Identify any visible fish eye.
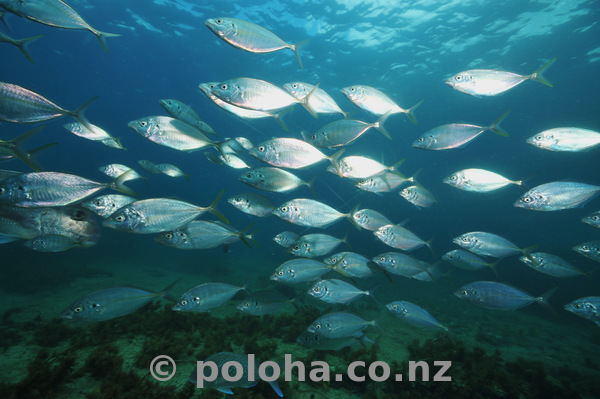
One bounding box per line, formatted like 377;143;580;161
181;300;188;306
94;199;102;206
165;233;173;239
74;306;83;313
216;18;223;24
392;304;398;310
115;215;125;222
277;270;284;276
523;197;531;203
312;134;317;140
592;216;599;221
182;238;188;243
451;175;457;180
535;135;543;140
313;286;320;292
280;206;288;212
574;303;581;309
257;145;265;152
140;121;147;127
220;84;228;90
72;210;85;220
582;245;589;250
314;324;321;330
379;256;385;262
460;290;467;295
244;301;249;307
0;187;4;194
461;237;469;243
292;83;298;88
454;75;462;81
417;137;424;142
350;87;355;92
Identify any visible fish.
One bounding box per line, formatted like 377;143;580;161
63;122;125;150
239;167;315;194
519;252;588;278
173;282;247;312
217;153;251;169
307;311;376;339
308;279;375;304
399;185;436;208
372;252;431;278
237;290;295;315
24;234;80;252
189;352;283;396
354;171;414;194
582;211;600;229
386;301;448;331
211;77;317;117
273;231;300;248
288;232;350;258
514;181;600;211
572;241;600;263
296;330;364;351
0;0;119;52
81;194;136;218
156;220;253;250
99;164;143;182
270;258;338;284
159;99;217;135
60;282;176;322
249;137;344;169
564;297;600;327
283;82;346;116
443;169;523;192
0;31;43;63
0;126;51;171
301;112;392;148
155;163;189;181
413;110;510;150
137;159;161;174
323;252;373;278
453;231;535;259
104;192;227;234
228;192;275;217
526;128;600;152
351;208;392;231
0;204;100;247
273;198;359;229
374;224;432;252
335;156;404;179
206;17;304;68
0;171;135;207
446;58;556;96
128;116;217;152
454;281;556;311
442;249;499;274
341;85;423;124
0;82;96;130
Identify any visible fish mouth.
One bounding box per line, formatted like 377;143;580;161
444;79;454;87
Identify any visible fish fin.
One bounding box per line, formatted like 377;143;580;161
405;98;425;125
516;171;539;191
268;379;284;398
389;158;407;177
0;234;21;244
346;202;362;231
95;31;121;53
14;34;43;64
301;82;320;118
8;126;47;171
366;283;382;306
271;107;292;131
407;168;422;186
521;244;540;265
426;237;435;257
341;228;352;250
217;388;234;394
488;259;501;278
110;170;137;196
238;224;256;248
488;109;510;137
306;175;318;199
69;97;98;133
290;39;309;70
328;148;346;176
529;58;557;87
207;188;229;224
158;279;180;302
536;287;558;316
373;110;393;140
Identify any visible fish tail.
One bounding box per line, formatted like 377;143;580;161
238;224;256;248
407;168;422;185
521;244;540;265
301;82;320;118
374;110;393;139
110;170;137;196
271;109;290;131
426;237;435;257
346;202;362;231
488;109;511;137
290;39;309;70
341;228;352;250
70;97;98;133
94;31;121;53
529;58;557;87
488;259;502;278
14;34;43;64
207;188;230;224
367;283;382;306
536;287;558;316
158;279;180;302
9;126;47;171
306;175;318;198
389;158;406;177
405;98;425;125
328;148;346;176
109;137;127;151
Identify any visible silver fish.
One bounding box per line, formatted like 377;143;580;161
386;301;448;331
0;171;134;207
228;193;275;217
453;231;534;259
374;224;431;252
155;163;189;180
288;232;349;258
81;194;136;218
572;241;600;263
0;82;96;129
454;281;555;311
99;164;143;182
527;128;600;152
354;171;414;194
239;167;314;194
442;249;499;274
1;0;119;52
296;330;364;351
273;231;300;248
156;220;252;250
24;234;79;252
444;168;522;192
308;279;374;304
301;112;392;148
351;208;392;231
137;159;161;174
63;122;124;150
341;85;423;124
582;210;600;228
172;282;246;312
237;290;295;316
61;282;175;321
564;297;600;327
519;252;587;278
514;181;600;211
324;252;373;278
270;258;336;284
372;251;430;278
413;110;510;150
0;31;42;63
446;58;556;96
159;99;217;135
307;311;376;339
399;185;436;208
128;116;217;152
283;82;346;116
206;17;304;68
273;198;358;229
335;156;404;179
249;137;344;169
218;153;251;169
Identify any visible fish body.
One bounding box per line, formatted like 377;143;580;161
564;297;600;327
582;211;600;228
374;224;430;252
273;198;351;229
514;182;600;211
352;208;392;231
228;193;275;217
336;156;400;179
128;116;216;152
386;301;448;331
324;252;373;278
237;290;294;315
288;233;348;258
63;122;124;149
270;258;334;283
399;185;436;208
454;281;553;311
442;249;497;272
372;251;428;277
173;282;246;312
355;171;412;194
239;167;313;193
453;231;528;258
519;252;586;278
284;82;345;116
308;279;372;304
273;231;300;248
249;137;340;169
302;113;391;148
307;311;375;338
159;99;216;135
156;221;249;250
341;85;422;124
99;164;142;182
444;168;521;192
206;16;303;68
296;330;362;351
137;160;161;174
527;128;600;152
572;241;600;263
81;194;136;218
24;234;79;252
446;58;556;96
155;163;189;180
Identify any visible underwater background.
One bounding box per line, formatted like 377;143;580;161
1;0;600;398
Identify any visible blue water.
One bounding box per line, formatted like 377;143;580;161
1;0;600;397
